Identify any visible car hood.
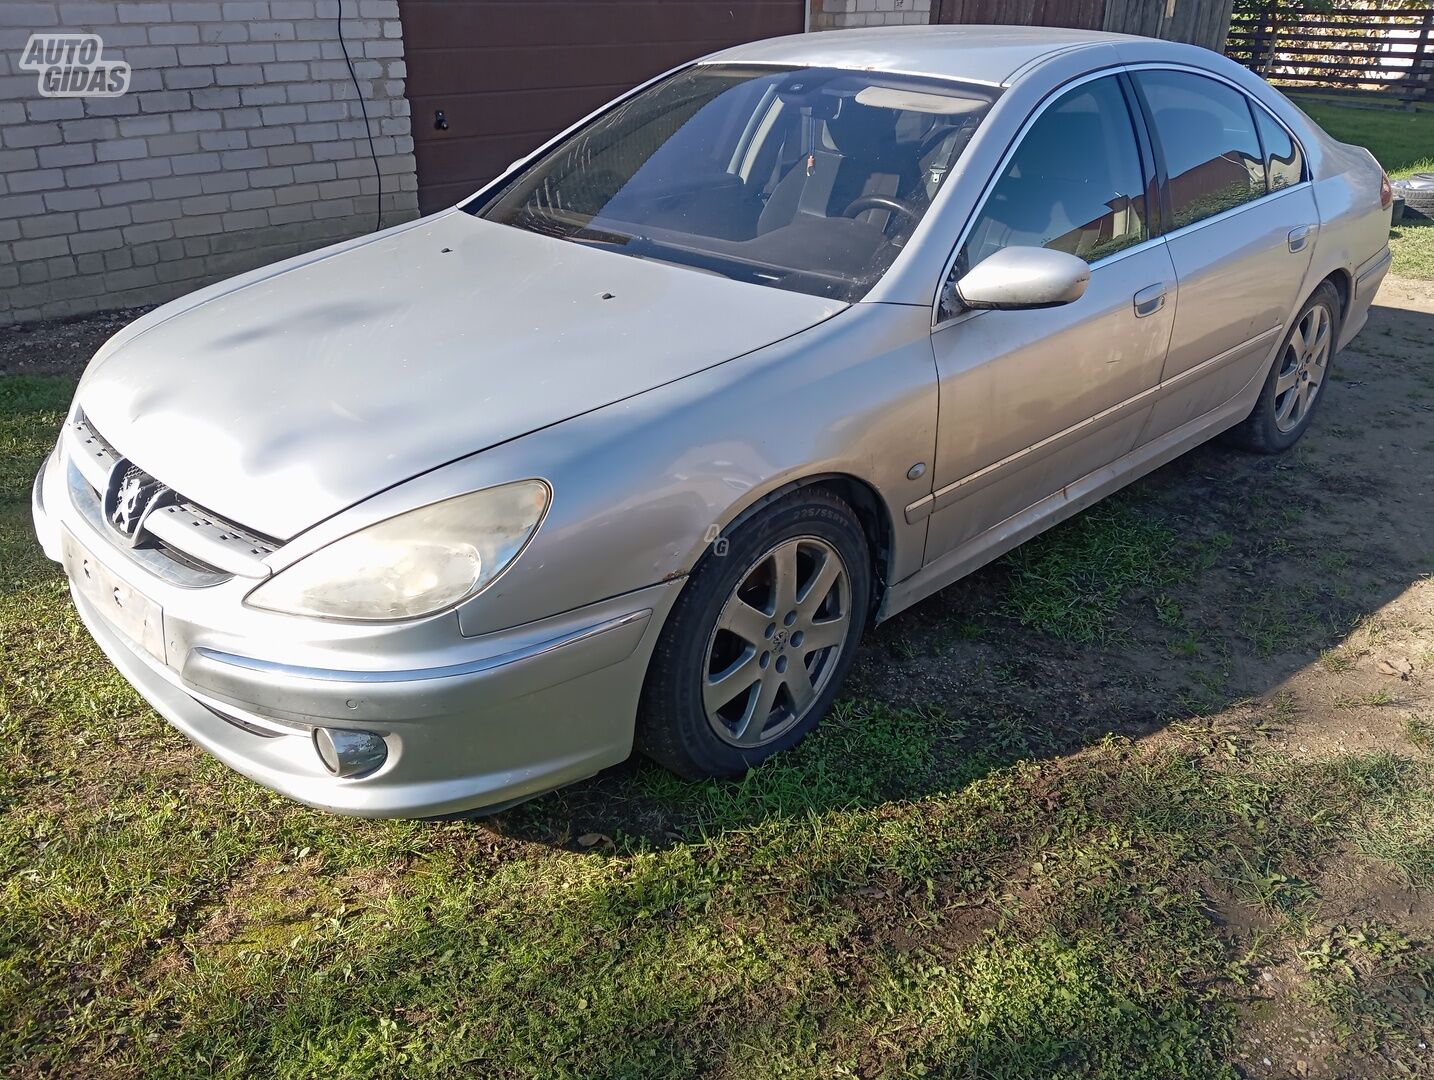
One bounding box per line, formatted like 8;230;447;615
77;211;843;539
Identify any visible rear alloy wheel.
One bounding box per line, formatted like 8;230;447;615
637;489;870;779
1224;280;1340;453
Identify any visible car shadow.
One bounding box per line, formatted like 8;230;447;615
489;290;1434;851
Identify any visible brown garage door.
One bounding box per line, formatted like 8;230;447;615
402;1;808;214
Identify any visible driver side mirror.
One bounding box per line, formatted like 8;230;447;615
949;246;1090;312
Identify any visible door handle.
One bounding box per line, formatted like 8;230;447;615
1287;224;1314;253
1133;283;1167;318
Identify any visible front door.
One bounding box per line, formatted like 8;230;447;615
925;74;1177;561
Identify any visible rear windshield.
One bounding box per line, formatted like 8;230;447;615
471;65;996;302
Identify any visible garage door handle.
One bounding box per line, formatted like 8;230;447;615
1133;283;1166;318
1287;224;1314;253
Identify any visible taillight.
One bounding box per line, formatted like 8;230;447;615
1380;170;1393;209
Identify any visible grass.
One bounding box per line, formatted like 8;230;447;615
5;336;1434;1076
1295;96;1434;280
998;498;1182;643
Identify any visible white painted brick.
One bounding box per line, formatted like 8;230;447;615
172;2;223;19
96;138;150;161
215;63;266;86
198;128;247;150
191;86;242;108
64;163;121;186
165;67;216;90
139;90;193;113
152;175;203;198
228;42;278;63
38;143;97;168
171;151;221;174
131;199;182;222
118;114;171;136
237;84;286;104
219;147;267;168
79;206;134;229
179;44;228;64
229;187;276;209
27;98;87;123
69;229;125;253
126;45;182;68
148;132;201;154
0;148;38;172
247;21;296;41
100;180;154;204
124;220;176;243
199;22;247;43
199;171;247;193
21;212;79;239
8;170;63;194
171;110;224;131
3;0;417;323
248;125;294;147
0;194;46;220
44;188;103;212
5;124;63;149
120;157;174;180
13;236;71;261
150;24;200;44
221;1;269;19
0;5;59;28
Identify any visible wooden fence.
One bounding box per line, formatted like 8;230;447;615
931;0;1235;52
1226;6;1434;105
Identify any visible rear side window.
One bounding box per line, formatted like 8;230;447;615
1254;106;1305;191
1136;70;1267;229
959;75;1150;273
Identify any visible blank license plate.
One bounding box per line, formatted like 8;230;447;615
62;530;166;663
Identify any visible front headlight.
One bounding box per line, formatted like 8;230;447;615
245;480;549;621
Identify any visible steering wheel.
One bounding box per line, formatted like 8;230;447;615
842;194;917;224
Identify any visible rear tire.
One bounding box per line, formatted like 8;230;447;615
636;488;870;780
1223;280;1340;454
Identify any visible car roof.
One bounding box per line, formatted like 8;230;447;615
699;25;1135;88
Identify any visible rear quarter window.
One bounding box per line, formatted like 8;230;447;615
1136;70;1268;229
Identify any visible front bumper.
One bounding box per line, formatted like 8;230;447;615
32;448;681;818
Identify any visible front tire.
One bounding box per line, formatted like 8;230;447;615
1224;280;1340;453
637;488;870;780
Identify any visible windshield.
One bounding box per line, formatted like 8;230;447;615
472;65;996;302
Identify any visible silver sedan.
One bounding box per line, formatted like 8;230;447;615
32;26;1393;817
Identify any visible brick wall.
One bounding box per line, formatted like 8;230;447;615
0;0;418;325
811;0;932;30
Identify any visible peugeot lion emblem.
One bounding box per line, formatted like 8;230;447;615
103;461;169;546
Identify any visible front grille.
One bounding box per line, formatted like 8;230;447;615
65;411;279;585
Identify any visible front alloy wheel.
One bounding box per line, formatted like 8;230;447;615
703;536;852;748
637;488;870;779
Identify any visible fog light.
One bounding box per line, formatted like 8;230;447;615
313;727;387;778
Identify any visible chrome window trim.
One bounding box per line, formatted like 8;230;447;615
931;61;1314;330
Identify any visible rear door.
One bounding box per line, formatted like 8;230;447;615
923;73;1177;559
1131;68;1319;439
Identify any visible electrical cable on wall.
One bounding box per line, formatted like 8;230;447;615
338;0;384;232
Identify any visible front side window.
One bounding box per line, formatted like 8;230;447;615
958;75;1150;277
1137;70;1267;228
473;65;995;302
1254;106;1305;192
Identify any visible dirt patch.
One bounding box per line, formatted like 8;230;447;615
0;306;153;376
